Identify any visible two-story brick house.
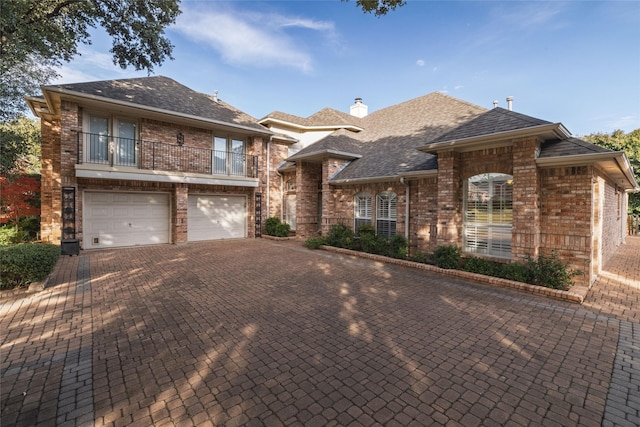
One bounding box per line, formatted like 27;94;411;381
26;76;290;249
28;76;637;288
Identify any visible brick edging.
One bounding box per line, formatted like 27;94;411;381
319;245;587;304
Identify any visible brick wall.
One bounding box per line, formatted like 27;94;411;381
295;162;322;237
409;177;438;254
599;172;625;267
539;166;593;285
511;138;541;262
436;150;462;246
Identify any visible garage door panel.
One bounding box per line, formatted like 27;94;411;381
188;195;246;241
84;191;170;248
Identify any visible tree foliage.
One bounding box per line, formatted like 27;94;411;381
583;129;640;213
0;0;181;121
0;116;41;175
0;176;40;227
343;0;406;16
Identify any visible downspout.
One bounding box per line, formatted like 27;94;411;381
266;136;272;218
275;167;283;223
400;177;410;240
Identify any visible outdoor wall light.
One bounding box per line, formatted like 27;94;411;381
176;132;184;146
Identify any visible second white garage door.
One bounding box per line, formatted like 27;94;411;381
188;195;247;241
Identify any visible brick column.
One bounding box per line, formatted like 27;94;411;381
511;137;541;261
173;185;188;244
39;119;60;243
295;161;322;238
321;158;348;235
436;150;462;246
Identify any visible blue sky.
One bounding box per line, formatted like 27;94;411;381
53;0;640;136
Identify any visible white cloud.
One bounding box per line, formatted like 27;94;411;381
52;46;146;84
416;59;425;67
174;5;336;73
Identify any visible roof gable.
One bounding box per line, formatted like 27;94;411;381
430;107;552;143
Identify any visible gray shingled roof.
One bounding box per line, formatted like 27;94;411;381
429;107;552;143
539;137;611;158
261;108;363;128
290;92;487;180
46;76;268;133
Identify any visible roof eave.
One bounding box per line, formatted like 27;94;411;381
418;123;571;153
330;175;400;185
43;86;273;136
287;149;362;163
537;151;639;191
259;117;363;133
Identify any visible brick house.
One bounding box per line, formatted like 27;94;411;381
26;76;288;248
28;76;637;287
259;94;638;288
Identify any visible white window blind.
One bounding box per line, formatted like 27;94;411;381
464;173;513;258
376;191;397;238
354;193;372;229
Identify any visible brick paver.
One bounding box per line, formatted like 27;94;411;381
1;236;639;426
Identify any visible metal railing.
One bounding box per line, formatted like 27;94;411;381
76;132;258;178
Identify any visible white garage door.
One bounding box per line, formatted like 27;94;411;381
84;192;170;249
188;195;246;241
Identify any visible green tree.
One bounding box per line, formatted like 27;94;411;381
343;0;406;16
0;117;41;175
0;0;181;121
584;129;640;214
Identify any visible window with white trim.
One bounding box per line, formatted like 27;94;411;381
376;191;397;238
84;114;137;166
354;192;372;230
464;173;513;258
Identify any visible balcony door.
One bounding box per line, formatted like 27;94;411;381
89;115;109;163
115;120;137;166
212;136;246;176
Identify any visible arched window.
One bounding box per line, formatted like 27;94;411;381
376;191;397;238
464;173;513;258
354;192;372;230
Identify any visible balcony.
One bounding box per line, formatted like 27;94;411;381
75;132;259;186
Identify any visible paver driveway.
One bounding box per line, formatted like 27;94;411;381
1;237;639;426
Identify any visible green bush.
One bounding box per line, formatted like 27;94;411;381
324;223;354;249
525;251;581;290
463;257;500;276
264;217;281;236
387;234;408;259
355;224;376;238
434;245;461;269
409;251;432;264
274;222;291;237
500;262;532;283
1;243;60;290
304;237;325;249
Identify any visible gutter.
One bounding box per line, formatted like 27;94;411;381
400;177;410;241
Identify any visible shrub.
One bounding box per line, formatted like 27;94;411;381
434;245;461;269
1;243;60;290
264;217;281;236
409;251;432;264
387;234;408;259
304;237;325;249
500;262;532;283
274;222;291;237
525;251;581;290
355;224;376;238
324;223;354;249
463;257;500;276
